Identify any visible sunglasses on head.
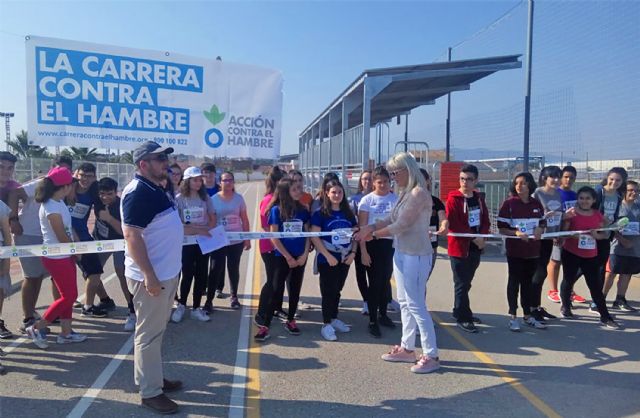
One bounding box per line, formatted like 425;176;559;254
389;167;406;177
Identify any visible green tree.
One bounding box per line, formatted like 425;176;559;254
6;130;50;158
68;147;99;161
118;151;134;164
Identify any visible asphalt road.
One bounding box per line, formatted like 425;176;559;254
0;181;639;418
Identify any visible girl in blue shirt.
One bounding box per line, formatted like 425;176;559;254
311;180;358;341
254;178;310;342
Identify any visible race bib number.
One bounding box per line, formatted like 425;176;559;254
604;200;617;219
221;215;242;229
468;208;480;227
512;218;540;235
547;212;562;227
332;233;351;245
69;203;90;219
578;234;596;250
621;221;639;236
282;221;303;233
96;220;110;238
429;226;438;242
183;207;205;224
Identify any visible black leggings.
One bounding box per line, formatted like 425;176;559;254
207;242;244;301
318;262;351;324
530;239;553;308
179;245;209;308
257;251;277;320
365;239;394;323
354;247;368;303
561;249;611;321
263;256;306;326
507;257;537;316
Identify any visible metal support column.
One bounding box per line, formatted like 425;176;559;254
362;79;372;171
446;47;452;161
523;0;534;172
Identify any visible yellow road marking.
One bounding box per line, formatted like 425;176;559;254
390;278;562;418
246;199;263;418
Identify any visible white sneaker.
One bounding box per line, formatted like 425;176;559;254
191;307;211;322
321;324;337;341
509;319;521;332
525;316;547;329
171;304;186;323
124;313;136;331
25;325;48;349
57;331;87;344
361;302;369;315
331;318;351;333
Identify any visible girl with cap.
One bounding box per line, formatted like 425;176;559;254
172;167;217;323
26;167;87;349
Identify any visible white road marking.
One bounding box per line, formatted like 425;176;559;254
66;333;135;418
3;272;117;354
228;183;259;418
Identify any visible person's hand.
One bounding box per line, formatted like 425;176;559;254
285;255;298;268
98;209;112;222
516;230;529;241
326;254;339;267
590;229;600;239
563;207;577;219
533;227;543;241
10;219;23;235
352;225;373;242
296;253;308;267
344;252;356;265
243;240;251;250
144;274;163;297
361;251;371;267
472;237;486;249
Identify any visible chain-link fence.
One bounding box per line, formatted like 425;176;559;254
14;157;136;190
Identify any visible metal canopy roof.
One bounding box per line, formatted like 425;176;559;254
300;55;522;138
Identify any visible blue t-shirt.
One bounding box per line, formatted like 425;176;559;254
558;188;578;211
69;182;100;241
311;209;357;264
268;205;310;258
206;185;220;197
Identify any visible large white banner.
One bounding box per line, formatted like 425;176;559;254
26;36;283;159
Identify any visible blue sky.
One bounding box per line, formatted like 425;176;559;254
1;0;638;161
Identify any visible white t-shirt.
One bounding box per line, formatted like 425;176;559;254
19;179;43;237
358;192;398;240
39;198;73;259
0;200;10;243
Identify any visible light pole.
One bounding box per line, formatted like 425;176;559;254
0;112;15;151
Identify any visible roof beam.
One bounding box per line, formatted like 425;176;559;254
390;61;522;83
376;84;470;100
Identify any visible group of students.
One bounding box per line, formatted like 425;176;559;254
0;148;637;376
0;153;252;357
498;165;638;331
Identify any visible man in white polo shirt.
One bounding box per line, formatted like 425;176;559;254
121;141;184;414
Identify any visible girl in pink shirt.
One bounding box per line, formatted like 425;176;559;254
560;186;619;329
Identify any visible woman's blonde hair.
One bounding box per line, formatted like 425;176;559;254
386;152;427;202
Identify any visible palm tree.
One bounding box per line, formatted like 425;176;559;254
68;147;99;161
118;151;134;164
6;130;50;158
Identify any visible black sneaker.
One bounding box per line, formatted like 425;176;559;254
216;291;229;299
530;309;546;322
538;307;557;320
588;302;599;315
19;318;36;334
560;306;575;319
613;298;637;312
457;321;478;333
273;309;288;322
602;318;621;330
471;316;482;324
230;296;241;310
0;320;13;339
96;298;116;312
81;306;108;318
378;315;396;328
203;301;213;314
368;322;381;338
284;320;301;335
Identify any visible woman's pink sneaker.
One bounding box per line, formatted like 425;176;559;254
410;355;441;374
381;345;416;363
